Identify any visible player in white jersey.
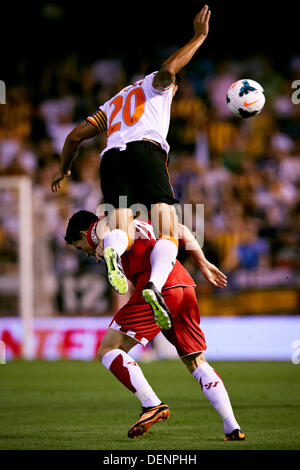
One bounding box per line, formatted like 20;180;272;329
94;73;175;156
51;6;211;329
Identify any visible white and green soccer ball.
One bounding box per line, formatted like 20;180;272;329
226;79;265;118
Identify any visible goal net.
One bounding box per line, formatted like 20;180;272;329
0;176;34;359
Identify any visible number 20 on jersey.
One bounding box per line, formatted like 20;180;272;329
108;86;146;136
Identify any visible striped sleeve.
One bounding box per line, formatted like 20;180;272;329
86;108;107;133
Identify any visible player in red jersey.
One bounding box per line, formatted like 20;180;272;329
64;210;245;441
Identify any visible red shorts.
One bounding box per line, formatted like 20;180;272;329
109;286;207;357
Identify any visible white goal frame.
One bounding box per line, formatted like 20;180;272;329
0;176;35;359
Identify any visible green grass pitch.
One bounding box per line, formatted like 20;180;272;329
0;359;299;450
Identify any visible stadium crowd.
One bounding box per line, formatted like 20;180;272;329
0;52;300;315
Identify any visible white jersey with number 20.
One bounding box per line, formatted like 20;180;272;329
99;72;175;156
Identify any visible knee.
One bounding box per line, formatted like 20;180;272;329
97;345;114;363
108;208;133;231
151;204;178;235
152;202;172;214
182;352;206;373
96;346;104;363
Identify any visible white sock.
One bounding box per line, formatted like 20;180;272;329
101;349;161;408
104;229;129;257
192;361;240;434
149;238;178;292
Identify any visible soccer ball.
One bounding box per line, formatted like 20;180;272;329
226;79;265;118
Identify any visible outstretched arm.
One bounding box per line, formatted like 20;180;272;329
178;223;227;289
51;120;99;192
153;5;211;90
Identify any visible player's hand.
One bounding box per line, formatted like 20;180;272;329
199;260;227;288
193;5;211;38
51;170;71;192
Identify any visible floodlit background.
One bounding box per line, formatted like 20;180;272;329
0;1;299;361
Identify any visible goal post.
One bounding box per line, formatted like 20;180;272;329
0;176;35;359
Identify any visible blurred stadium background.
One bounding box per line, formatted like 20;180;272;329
0;1;299;363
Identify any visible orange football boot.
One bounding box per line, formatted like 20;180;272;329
128;403;170;439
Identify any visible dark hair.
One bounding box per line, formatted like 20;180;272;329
64;210;99;244
144;61;164;76
144;62;182;86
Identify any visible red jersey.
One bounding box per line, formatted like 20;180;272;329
121;220;196;291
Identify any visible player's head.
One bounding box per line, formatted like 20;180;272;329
65;210;100;256
144;62;181;95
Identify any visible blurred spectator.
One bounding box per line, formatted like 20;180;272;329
205;60;238;119
222;219;270;272
0;52;299;315
170;79;207;151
